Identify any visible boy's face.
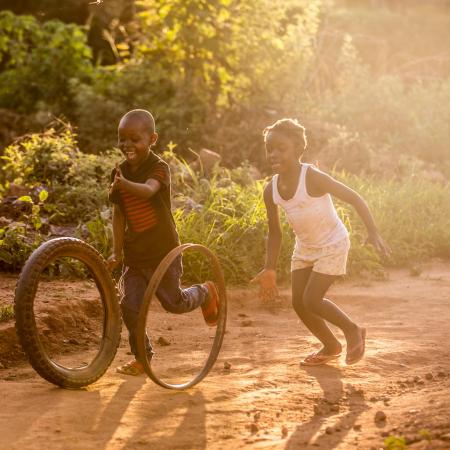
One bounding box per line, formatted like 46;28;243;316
118;117;158;167
265;131;298;174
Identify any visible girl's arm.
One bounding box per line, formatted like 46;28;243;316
251;181;282;301
107;204;126;270
308;168;390;257
111;164;161;199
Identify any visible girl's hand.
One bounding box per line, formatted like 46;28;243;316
106;253;122;271
250;269;279;302
365;231;391;258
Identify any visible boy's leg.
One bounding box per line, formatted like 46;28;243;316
292;268;342;356
155;256;208;314
302;271;365;363
120;267;153;362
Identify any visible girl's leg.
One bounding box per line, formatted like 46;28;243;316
302;271;364;357
292;268;342;355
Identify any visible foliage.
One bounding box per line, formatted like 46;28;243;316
1;127;121;224
0;11;93;114
384;435;407;450
0;304;14;322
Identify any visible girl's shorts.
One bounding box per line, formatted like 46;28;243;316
291;236;350;276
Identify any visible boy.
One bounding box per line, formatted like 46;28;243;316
107;109;219;376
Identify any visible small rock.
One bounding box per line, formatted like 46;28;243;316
276;411;281;418
369;396;378;402
325;427;334;435
0;363;5;369
223;361;231;370
375;411;387;423
157;336;170;346
413;375;420;383
167;326;172;331
437;371;446;378
330;404;339;412
281;425;288;438
250;423;258;434
254;412;261;422
425;372;433;380
353;424;362;431
334;425;342;432
241;320;252;327
68;338;80;345
441;433;450;442
381;431;389;437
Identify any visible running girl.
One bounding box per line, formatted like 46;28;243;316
252;118;389;365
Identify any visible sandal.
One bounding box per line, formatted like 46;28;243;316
116;359;144;376
346;327;367;365
300;351;341;366
201;281;219;327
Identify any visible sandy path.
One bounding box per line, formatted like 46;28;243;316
1;262;450;449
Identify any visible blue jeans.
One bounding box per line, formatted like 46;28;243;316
120;256;208;362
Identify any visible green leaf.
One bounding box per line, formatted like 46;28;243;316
39;189;48;202
18;195;32;203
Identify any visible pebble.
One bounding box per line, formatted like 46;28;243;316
325;426;334;435
441;433;450;442
353;424;362;431
250;423;258;434
375;411;387;423
0;363;4;369
254;412;261;422
438;370;446;378
241;320;252;327
425;372;433;380
413;375;420;383
281;425;288;438
157;336;170;346
223;361;231;370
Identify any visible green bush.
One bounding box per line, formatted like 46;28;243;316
0;127;121;224
0;11;93;114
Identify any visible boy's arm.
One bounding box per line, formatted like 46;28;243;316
107;204;126;270
251;181;282;301
308;168;390;257
111;164;162;199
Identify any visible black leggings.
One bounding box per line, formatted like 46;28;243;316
292;267;356;349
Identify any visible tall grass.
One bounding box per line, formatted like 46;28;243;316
172;158;450;283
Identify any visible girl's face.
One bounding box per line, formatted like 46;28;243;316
265;131;299;174
118;117;157;167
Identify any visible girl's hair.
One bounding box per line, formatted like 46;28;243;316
263;118;307;153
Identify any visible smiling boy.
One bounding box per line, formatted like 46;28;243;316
107;109;219;376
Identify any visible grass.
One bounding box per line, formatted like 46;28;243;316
0;304;14;323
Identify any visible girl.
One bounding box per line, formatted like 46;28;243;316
252;118;389;366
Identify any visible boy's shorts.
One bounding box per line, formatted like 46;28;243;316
291;236;350;276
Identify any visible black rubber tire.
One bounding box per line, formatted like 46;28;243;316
14;237;121;388
136;243;227;390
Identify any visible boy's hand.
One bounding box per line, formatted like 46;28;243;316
110;163;123;193
365;231;391;258
250;269;278;302
106;253;122;271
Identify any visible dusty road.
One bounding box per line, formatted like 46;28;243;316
1;262;450;449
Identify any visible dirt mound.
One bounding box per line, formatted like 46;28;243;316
0;291;103;368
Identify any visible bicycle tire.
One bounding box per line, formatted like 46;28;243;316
14;237;121;388
136;243;227;390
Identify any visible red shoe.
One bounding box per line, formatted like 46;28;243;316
201;281;219;327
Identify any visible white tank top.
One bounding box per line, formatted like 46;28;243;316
272;164;348;249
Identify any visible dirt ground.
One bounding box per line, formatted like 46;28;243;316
1;261;450;450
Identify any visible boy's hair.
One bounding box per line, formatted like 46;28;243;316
120;109;156;134
263;118;307;153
